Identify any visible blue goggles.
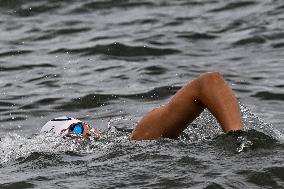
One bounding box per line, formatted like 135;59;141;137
70;123;84;135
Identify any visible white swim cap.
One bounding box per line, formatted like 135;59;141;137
40;116;82;135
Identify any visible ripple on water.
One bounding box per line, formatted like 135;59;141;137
210;1;258;12
94;65;124;72
46;27;91;36
56;86;180;110
49;42;180;57
25;27;92;42
68;0;155;14
20;98;62;110
117;18;159;26
0;50;32;58
232;36;266;46
16;152;65;169
203;183;226;189
271;42;284;49
236;169;283;188
140;65;168;75
177;32;218;41
252;91;284;101
25;73;60;83
0;181;35;189
0;64;56;72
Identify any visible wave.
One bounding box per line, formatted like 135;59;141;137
236;167;284;187
177;32;218;40
49;42;180;57
0;181;35;189
0;133;93;165
210;1;257;12
117;18;159;26
0;0;63;17
0;64;55;72
232;36;266;46
56;86;180;110
252;91;284;101
20;98;62;110
272;42;284;48
69;0;155;14
0;50;32;58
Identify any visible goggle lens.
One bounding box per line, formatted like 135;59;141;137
72;124;83;134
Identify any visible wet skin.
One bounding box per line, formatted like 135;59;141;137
130;72;243;140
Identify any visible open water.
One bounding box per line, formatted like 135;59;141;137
0;0;284;188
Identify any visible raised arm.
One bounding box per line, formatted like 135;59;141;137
130;72;243;140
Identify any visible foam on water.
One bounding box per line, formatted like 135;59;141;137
240;104;284;142
1;105;282;165
0;133;71;164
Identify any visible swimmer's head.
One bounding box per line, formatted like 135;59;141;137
40;116;98;139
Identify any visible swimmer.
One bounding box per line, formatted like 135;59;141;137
41;72;243;140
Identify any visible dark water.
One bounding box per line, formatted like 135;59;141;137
0;0;284;188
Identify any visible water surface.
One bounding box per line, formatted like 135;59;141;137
0;0;284;188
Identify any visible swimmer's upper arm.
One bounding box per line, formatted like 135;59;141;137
130;84;201;140
129;101;202;140
129;79;204;141
129;106;170;140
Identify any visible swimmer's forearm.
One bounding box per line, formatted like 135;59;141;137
166;72;242;132
190;72;243;132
